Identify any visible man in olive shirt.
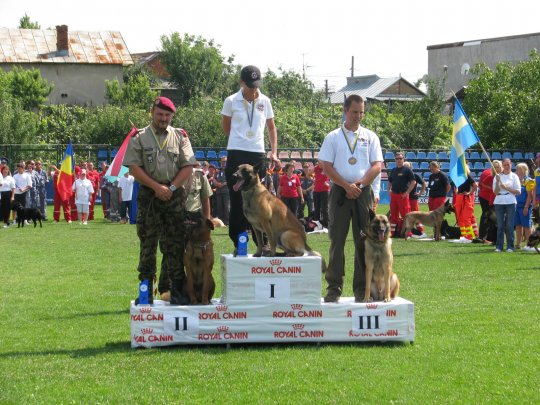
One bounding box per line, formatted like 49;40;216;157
124;97;195;305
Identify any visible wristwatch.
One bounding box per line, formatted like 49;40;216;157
169;184;177;192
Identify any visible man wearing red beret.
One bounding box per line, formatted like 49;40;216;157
124;96;196;305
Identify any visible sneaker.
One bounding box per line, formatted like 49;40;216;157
494;248;502;252
506;249;514;253
83;221;88;225
522;246;535;252
3;224;7;228
67;220;72;224
410;233;428;239
24;220;30;225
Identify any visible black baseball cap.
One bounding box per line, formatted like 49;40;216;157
240;65;262;88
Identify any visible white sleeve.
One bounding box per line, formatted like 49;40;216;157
221;97;233;117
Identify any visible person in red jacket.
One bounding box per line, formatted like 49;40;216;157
478;161;499;240
313;161;330;228
50;164;71;223
277;162;303;215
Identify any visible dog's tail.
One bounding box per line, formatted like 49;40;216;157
305;245;327;273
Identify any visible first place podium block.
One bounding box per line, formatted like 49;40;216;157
130;255;415;348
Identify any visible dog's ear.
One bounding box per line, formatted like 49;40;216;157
368;209;376;221
252;162;262;176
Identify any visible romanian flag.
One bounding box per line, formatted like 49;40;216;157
105;126;138;181
449;98;480;187
57;141;75;200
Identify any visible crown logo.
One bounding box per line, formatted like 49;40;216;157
217;325;229;332
216;305;228;312
366;304;378;310
140;307;152;313
291;304;303;310
141;328;153;334
270;259;282;266
292;324;304;330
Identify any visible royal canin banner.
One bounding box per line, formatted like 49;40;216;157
221;255;322;305
130;297;415;348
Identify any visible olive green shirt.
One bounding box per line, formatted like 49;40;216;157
185;169;213;213
123;124;196;184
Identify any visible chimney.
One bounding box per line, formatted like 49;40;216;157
56;25;69;56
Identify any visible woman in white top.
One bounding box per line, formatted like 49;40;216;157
221;65;279;251
492;158;521;252
72;169;94;225
0;166;15;227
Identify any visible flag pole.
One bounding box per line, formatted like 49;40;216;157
451;91;495;170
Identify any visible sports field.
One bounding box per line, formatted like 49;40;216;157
1;205;538;403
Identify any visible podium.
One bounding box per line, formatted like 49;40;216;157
130;255;415;348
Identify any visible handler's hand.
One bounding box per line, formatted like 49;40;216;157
154;184;172;201
269;152;280;171
345;183;361;199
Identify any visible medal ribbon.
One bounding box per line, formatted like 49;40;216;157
243;97;256;131
149;126;170;151
341;124;360;157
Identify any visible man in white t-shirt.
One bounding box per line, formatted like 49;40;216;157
72;169;94;225
318;94;383;303
117;171;135;224
221;65;279;253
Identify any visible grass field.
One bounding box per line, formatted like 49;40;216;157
1;205;539;404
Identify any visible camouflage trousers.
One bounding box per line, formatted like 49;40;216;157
136;185;186;283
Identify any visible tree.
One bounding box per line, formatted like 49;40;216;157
160;33;232;105
6;66;53;110
18;13;40;29
263;69;324;107
463;50;540;150
0;98;39;144
105;74;159;109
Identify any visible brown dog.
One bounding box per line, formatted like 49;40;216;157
232;164;325;266
527;226;540;253
183;215;216;305
401;200;455;241
363;214;400;302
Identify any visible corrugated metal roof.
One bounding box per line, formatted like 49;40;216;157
0;28;133;65
329;75;423;104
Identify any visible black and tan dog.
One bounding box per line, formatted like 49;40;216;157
363;214;400;302
401;200;455;241
183;214;216;305
11;201;43;228
232;164;325;267
527;226;540;253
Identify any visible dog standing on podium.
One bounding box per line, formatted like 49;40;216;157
232;164;326;270
363;213;400;302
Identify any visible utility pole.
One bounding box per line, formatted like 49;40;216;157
325;80;329;98
302;53;312;80
351;56;354;77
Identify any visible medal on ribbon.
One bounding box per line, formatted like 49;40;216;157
244;98;256;138
149;126;170;164
342;125;360;165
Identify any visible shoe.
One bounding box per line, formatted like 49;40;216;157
67;220;72;224
522;246;536;252
324;294;340;303
83;221;88;225
410;233;427;239
3;224;7;228
24;220;30;225
494;249;502;252
506;249;514;253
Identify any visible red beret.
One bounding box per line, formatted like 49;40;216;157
153;97;176;113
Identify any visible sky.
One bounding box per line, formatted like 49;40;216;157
2;0;540;92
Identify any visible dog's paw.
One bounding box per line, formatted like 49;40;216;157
362;297;373;303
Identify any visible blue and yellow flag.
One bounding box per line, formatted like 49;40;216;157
449;98;480;187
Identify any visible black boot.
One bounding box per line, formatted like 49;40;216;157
170;278;190;306
134;278;154;305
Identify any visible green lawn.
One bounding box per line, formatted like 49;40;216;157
1;205;538;404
